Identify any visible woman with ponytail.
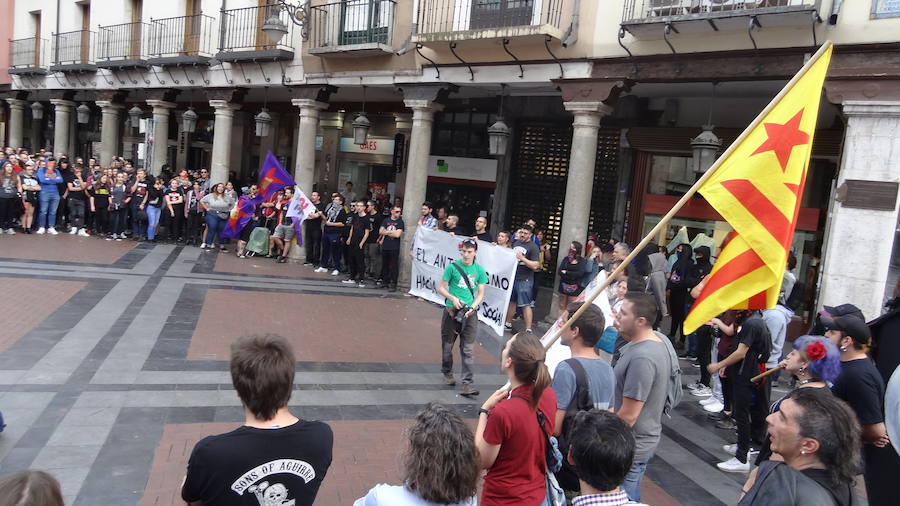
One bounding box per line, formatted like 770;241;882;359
475;332;557;506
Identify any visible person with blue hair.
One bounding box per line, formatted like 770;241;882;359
740;335;841;472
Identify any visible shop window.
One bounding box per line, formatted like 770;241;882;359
432;111;494;158
647;154;696;196
872;0;900;18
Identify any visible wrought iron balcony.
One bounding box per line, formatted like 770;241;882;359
50;30;96;72
147;13;216;65
217;3;296;62
414;0;566;43
8;37;49;74
309;0;395;56
96;21;150;68
621;0;821;39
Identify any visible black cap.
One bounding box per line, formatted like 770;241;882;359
823;303;865;321
822;315;871;346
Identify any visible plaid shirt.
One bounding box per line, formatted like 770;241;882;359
572;491;644;506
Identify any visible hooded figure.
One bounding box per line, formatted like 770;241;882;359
647;244;670;322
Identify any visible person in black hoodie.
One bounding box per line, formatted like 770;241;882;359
557;240;588;314
667;243;694;347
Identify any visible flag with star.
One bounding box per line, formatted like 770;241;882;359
257;152;296;202
222;193;262;239
683;42;833;334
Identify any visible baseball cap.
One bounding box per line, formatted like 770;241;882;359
822;303;865;321
822;315;871;346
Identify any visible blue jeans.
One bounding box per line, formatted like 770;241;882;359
622;458;650;502
322;232;342;270
204;213;227;246
146;206;161;240
131;201;147;238
38;191;60;229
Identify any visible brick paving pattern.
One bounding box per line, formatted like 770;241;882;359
0;233;136;264
0;277;86;352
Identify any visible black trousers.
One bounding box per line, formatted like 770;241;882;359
186;211;204;244
348;241;365;280
697;326;713;386
167;205;185;240
304;221;322;266
381;249;400;285
669;287;689;342
94;208;109;235
731;375;768;463
0;198;16;229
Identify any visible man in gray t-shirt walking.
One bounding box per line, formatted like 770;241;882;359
613;292;671;503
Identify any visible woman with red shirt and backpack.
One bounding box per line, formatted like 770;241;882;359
476;332;558;506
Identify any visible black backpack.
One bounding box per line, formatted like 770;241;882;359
555;358;593;492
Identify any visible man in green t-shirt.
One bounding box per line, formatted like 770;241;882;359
437;238;488;397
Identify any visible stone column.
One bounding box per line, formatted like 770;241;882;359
398;100;443;287
5;99;26;150
291;99;327;194
96;101;124;168
818;101;900;319
146;100;175;176
49;99;75;157
209;100;241;186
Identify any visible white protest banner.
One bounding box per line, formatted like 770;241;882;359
410;227;517;337
540;271;615;376
286;185;315;223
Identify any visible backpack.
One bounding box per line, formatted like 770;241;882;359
654;331;683;417
555;358;593;492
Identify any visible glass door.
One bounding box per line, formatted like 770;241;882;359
470;0;534;30
340;0;389;45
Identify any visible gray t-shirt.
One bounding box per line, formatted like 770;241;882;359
200;193;235;213
552;357;616;411
613;338;671;461
512;239;540;281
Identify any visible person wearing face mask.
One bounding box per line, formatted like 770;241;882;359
317;194;348;276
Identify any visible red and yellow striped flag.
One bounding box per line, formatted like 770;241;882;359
683;43;833;334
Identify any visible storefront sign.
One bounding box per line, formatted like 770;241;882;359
426;156;497;182
392;133;406;174
339;137;395;156
409;227;517;337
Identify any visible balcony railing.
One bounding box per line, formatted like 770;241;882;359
148;13;216;60
622;0;819;23
310;0;395;52
51;29;96;67
219;3;295;52
9;37;48;71
97;21;149;62
416;0;564;37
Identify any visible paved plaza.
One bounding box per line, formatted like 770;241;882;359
0;235;767;505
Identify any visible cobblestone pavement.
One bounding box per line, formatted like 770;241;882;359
0;234;764;505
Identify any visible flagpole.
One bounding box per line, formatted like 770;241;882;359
542;41;834;352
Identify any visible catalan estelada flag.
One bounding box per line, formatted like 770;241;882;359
683;43;833;334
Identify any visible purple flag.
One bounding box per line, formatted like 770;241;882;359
258;152;296;202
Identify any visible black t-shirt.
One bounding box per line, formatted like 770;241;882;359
323;205;347;235
146;187;164;208
182;420;333;506
305;201;325;225
63;171;87;201
350;213;372;243
132;179;150;199
166;188;185;208
476;232;493;242
801;468;852;506
831;358;885;425
380;217;404;250
512;239;540;281
90;186;110;209
366;213;382;244
727;315;770;380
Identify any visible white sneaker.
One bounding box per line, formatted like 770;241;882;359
5;228;15;235
341;279;356;284
69;228;77;234
47;227;58;235
78;228;89;237
357;282;366;288
200;243;207;249
686;382;703;391
331;269;339;276
120;233;127;239
722;444;760;457
691;386;712;397
703;400;724;413
315;267;327;273
717;457;751;473
699;397;719;406
36;227;46;234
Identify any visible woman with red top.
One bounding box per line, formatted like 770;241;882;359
476;332;557;506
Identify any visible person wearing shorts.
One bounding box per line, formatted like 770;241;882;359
268;187;295;263
504;224;541;333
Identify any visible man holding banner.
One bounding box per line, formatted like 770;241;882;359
436;238;488;397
